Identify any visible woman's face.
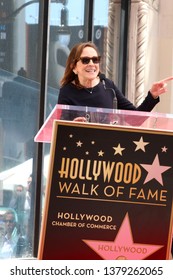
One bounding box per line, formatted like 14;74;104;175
73;46;100;84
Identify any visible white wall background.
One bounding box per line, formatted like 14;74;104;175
157;0;173;113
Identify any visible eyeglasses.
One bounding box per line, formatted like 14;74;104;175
5;220;15;223
79;56;101;65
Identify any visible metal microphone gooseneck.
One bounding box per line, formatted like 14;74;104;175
100;74;117;110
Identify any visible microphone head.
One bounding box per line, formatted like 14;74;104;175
99;73;106;81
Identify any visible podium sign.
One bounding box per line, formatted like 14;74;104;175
38;120;173;260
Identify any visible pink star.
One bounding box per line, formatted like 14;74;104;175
83;213;163;260
140;154;171;185
161;146;168;153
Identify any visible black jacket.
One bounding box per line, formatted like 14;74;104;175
58;77;159;111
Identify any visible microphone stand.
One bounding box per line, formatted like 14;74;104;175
100;75;118;124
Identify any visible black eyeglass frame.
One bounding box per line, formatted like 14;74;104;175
4;220;15;223
78;56;101;64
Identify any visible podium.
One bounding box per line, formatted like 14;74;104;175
35;105;173;260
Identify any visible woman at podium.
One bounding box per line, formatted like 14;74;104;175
58;41;173;122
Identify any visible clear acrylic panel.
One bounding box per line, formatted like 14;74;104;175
35;104;173;143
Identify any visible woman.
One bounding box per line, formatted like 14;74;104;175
57;42;173;258
58;41;173;121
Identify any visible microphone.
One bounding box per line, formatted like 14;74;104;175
99;73;117;110
99;73;106;86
